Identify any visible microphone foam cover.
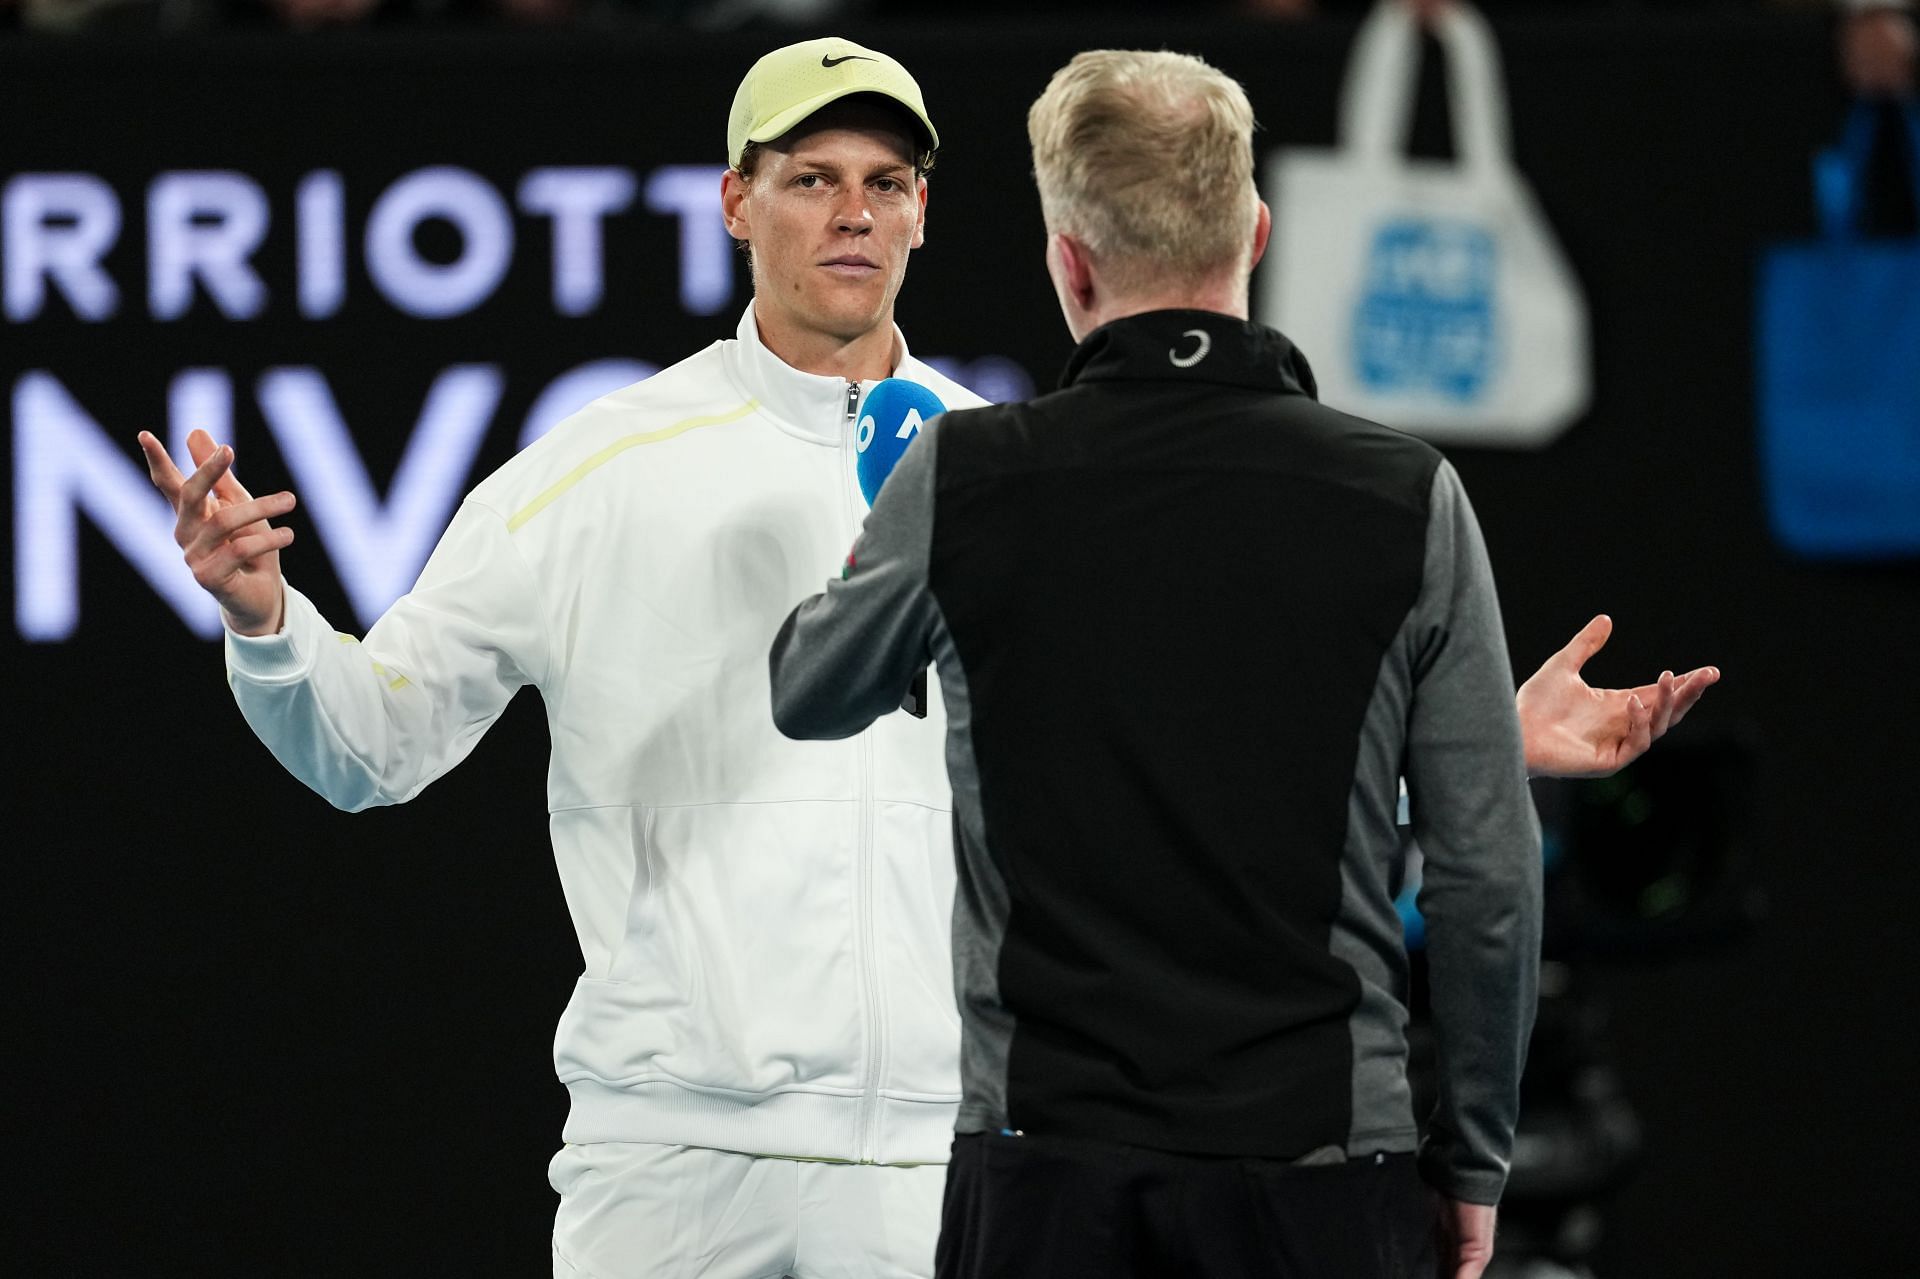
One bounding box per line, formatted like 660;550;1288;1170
856;378;946;506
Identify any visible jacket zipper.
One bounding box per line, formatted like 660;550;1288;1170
843;378;885;1164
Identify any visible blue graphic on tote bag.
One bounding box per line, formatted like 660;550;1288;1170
1757;102;1920;559
1352;218;1499;402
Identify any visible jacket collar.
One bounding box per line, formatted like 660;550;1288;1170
728;303;914;445
1059;309;1318;401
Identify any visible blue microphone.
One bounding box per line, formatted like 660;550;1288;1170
855;378;946;506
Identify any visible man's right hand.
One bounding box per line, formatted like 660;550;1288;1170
1515;615;1719;780
1434;1197;1496;1279
138;428;296;637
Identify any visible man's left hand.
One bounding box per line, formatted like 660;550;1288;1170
1515;614;1720;779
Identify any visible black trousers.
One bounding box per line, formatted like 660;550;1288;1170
934;1131;1436;1279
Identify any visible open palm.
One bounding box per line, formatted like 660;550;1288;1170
1515;615;1719;779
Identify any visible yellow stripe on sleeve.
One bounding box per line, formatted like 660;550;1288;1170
335;633;407;691
506;400;759;534
368;659;409;691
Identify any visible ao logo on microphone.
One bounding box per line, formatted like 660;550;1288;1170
854;404;926;453
855;378;946;506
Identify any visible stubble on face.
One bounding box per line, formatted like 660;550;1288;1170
722;101;928;377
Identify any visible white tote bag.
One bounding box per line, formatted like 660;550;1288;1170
1261;0;1590;447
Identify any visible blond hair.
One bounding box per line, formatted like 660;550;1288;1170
1027;50;1261;295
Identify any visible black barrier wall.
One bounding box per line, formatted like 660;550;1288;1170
6;16;1917;1275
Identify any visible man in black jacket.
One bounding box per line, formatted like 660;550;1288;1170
769;49;1694;1279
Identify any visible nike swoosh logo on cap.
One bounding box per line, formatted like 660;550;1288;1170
821;54;877;67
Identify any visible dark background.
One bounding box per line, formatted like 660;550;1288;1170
6;12;1917;1275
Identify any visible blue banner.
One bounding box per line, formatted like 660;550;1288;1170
1757;102;1920;559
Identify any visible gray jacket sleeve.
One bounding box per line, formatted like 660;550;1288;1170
768;429;942;741
1404;461;1543;1206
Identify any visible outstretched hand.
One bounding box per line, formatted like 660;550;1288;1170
137;428;296;637
1514;615;1719;779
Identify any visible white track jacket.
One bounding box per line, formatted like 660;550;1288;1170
223;307;984;1165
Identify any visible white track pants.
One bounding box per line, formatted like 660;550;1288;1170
549;1143;945;1279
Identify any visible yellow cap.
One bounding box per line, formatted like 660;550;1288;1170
727;38;939;170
